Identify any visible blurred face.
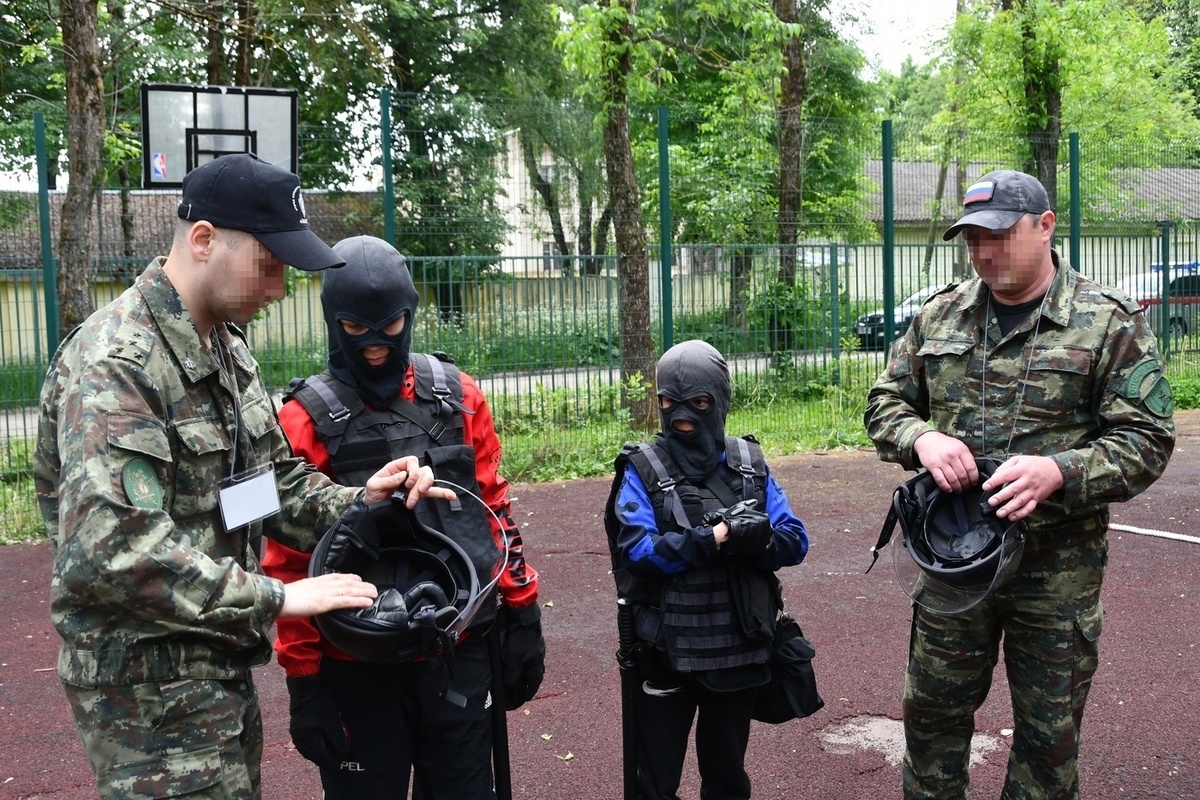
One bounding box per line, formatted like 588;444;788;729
196;227;288;326
340;316;407;367
965;211;1056;303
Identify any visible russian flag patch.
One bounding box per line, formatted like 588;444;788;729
964;181;995;205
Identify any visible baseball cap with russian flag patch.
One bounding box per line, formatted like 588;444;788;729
942;170;1052;241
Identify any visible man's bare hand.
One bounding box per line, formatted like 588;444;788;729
279;573;378;618
913;431;979;493
981;455;1063;521
363;455;458;507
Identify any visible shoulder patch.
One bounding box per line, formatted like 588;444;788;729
122;456;164;510
930;282;959;301
1098;285;1142;316
108;324;155;366
1126;358;1175;418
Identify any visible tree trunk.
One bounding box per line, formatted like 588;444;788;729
235;0;254;86
772;0;806;357
773;0;805;286
602;0;656;432
522;136;572;275
57;0;106;338
205;1;226;84
578;183;595;273
589;202;614;277
1014;0;1062;207
729;247;753;329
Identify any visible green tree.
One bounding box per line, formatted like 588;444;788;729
943;0;1200;208
1131;0;1200;125
560;0;659;431
2;0;563;332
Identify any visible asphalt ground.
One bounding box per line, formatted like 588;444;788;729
2;411;1197;799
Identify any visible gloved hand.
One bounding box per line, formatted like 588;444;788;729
499;603;546;710
705;499;774;555
286;674;351;767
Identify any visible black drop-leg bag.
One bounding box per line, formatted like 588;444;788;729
750;614;824;723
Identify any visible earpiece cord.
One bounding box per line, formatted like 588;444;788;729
213;327;246;481
981;287;1050;457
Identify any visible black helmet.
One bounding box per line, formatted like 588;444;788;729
869;456;1027;614
309;494;481;663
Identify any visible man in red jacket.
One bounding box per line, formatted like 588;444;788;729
262;236;543;799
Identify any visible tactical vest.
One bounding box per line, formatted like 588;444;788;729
285;353;470;486
605;436;777;688
285;353;500;630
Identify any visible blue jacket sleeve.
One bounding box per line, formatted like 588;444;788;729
762;471;808;569
612;464;720;577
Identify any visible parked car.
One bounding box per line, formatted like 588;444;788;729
1116;261;1200;338
855;285;942;350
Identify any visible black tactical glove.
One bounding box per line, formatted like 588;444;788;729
286;674;351;767
499;603;546;710
705;499;774;555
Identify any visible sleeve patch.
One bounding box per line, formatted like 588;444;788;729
122;456;165;509
1127;358;1175;418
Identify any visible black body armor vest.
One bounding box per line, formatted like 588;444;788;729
285;353;500;629
605;436;778;690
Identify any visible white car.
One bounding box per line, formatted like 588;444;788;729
1116;262;1200;338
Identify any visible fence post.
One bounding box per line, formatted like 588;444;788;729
381;89;396;246
36;112;59;361
881;120;896;349
1070;132;1081;272
658;105;672;351
1159;222;1172;356
829;244;840;378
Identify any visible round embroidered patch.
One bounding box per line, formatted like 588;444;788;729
1127;359;1160;400
1144;374;1175;418
1127;358;1174;418
122;456;164;510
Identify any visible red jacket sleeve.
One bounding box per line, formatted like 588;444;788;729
261;398;336;677
460;373;540;609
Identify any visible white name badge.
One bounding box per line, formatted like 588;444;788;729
218;463;281;530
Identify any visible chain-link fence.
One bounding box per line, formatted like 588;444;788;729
1;101;1197;539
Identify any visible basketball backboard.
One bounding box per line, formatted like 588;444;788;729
140;83;298;189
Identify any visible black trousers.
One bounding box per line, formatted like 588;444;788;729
634;670;757;800
316;635;494;799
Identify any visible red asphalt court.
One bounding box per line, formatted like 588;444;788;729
2;412;1198;799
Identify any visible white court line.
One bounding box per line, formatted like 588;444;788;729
1110;522;1200;545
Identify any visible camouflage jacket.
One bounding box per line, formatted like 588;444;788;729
34;259;361;687
865;253;1175;530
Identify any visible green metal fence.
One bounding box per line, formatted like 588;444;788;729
1;105;1198;539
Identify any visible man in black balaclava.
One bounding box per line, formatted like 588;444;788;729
655;339;732;479
605;339;810;800
321;235;419;409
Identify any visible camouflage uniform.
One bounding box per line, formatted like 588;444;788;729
34;259;363;799
865;253;1175;800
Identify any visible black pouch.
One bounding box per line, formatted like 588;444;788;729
751;614;825;724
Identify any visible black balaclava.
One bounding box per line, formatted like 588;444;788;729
656;340;731;480
322;236;419;409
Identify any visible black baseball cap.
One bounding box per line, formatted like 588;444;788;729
177;153;344;271
942;169;1052;241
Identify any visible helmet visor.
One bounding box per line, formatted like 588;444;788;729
893;520;1026;614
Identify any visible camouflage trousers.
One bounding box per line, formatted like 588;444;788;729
903;531;1107;800
63;675;263;799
